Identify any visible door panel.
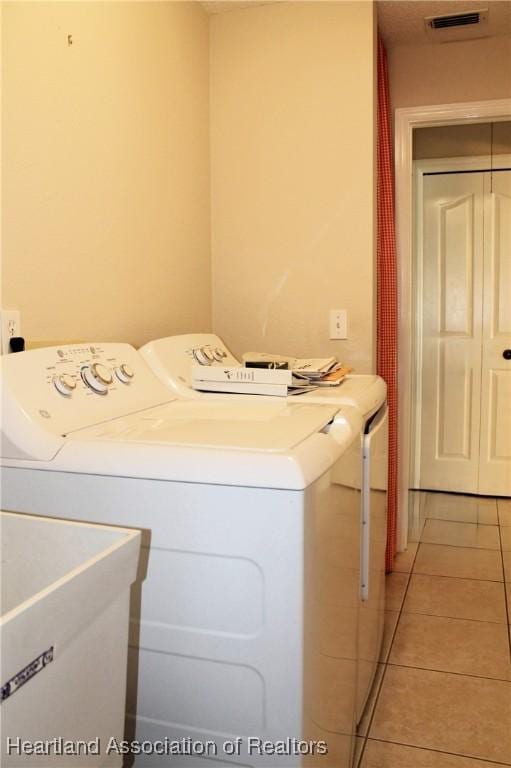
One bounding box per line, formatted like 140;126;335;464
479;170;511;495
419;173;484;492
440;193;475;335
437;340;474;460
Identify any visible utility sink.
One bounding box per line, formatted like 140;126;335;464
1;511;141;766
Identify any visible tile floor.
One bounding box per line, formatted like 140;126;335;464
356;492;511;768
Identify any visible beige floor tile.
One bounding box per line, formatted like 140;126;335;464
499;509;511;526
353;736;366;768
361;739;508;767
504;551;511;582
369;666;511;763
425;493;498;525
403;574;507;623
414;543;503;581
501;526;511;551
303;721;352;768
393;541;418;573
384;572;409;611
357;663;386;738
408;516;426;543
408;491;427;544
380;610;399;662
497;498;511;526
420;519;500;549
389;612;511;679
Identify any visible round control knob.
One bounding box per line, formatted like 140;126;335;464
503;349;511;360
193;348;212;366
213;347;227;362
115;363;134;383
91;362;113;384
81;365;109;394
54;373;76;397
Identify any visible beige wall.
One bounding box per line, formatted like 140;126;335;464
388;36;511;110
2;1;211;348
210;2;376;371
414;121;511;159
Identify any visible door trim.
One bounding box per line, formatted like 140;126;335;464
394;99;511;551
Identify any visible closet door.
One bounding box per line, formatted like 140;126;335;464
419;172;484;493
478;170;511;495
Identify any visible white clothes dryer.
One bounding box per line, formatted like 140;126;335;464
1;343;364;768
140;334;388;722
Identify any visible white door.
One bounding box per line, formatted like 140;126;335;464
479;170;511;495
419;171;484;493
418;169;511;495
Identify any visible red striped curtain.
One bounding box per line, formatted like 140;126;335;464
376;35;398;572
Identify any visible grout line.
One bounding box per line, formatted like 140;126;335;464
425;516;499;526
363;494;511;768
356;546;420;766
423;516;499;524
497;499;511;663
361;495;511;767
364;737;511;767
420;542;501;552
416;488;504;502
406;570;504;583
400;607;507;626
409;569;504;584
414;540;501;552
385;660;511;684
355;503;424;766
395;609;508;626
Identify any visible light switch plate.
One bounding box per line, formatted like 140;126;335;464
329;309;347;340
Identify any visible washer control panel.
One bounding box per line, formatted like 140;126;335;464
1;343;174;443
47;346;135;398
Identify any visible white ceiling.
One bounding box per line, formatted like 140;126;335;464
200;1;511;47
377;1;511;46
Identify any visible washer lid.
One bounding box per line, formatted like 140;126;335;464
70;399;340;452
56;401;361;490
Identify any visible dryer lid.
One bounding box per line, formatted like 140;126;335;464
298;375;387;419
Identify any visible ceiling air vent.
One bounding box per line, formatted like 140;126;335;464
424;8;489;41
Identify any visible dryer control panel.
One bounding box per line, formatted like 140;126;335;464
140;333;240;399
1;343;175;460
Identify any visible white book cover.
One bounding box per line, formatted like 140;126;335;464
192;365;292;386
192;380;290;396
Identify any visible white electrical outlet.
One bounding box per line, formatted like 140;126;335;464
1;310;21;354
329;309;347;340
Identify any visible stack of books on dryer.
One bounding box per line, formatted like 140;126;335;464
244;353;352;387
192;356;352;397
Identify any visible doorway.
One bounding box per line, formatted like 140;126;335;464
394;98;511;551
412;148;511;497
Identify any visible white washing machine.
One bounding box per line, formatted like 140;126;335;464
140;334;388;722
1;343;365;768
